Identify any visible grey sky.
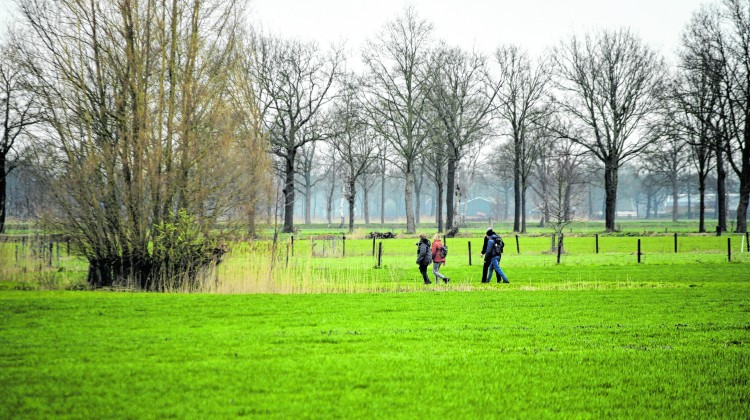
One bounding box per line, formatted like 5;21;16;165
1;0;708;59
248;0;709;59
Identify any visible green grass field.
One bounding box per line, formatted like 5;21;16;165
1;285;748;418
1;222;749;417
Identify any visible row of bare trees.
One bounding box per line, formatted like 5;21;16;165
261;1;749;236
1;1;748;288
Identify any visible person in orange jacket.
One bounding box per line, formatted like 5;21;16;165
431;234;450;284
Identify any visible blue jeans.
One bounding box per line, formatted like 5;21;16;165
486;255;509;283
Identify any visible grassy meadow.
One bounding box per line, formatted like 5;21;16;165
0;220;749;417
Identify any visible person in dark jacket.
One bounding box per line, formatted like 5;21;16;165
416;233;433;284
484;229;509;283
480;228;492;283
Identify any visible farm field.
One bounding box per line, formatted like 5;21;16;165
1;284;748;418
0;225;749;417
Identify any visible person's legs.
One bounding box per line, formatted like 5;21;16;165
432;262;446;281
491;256;509;283
484;258;495;282
482;259;490;282
419;264;431;284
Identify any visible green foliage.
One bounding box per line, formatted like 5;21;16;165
151;210;221;291
0;285;747;417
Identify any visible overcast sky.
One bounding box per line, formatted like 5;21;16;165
1;0;708;59
248;0;709;60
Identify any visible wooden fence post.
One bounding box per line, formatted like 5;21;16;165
674;233;678;253
595;234;599;254
515;235;520;254
637;239;641;264
342;235;346;257
372;237;376;256
291;236;294;257
728;237;732;262
377;242;383;268
468;241;472;266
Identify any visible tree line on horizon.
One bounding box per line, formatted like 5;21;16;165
0;0;748;289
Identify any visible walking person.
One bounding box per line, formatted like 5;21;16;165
431;234;450;284
484;229;510;283
416;233;433;284
480;228;491;283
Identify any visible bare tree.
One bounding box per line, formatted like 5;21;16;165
540;139;587;262
0;36;39;233
251;33;343;233
495;45;552;233
423;123;449;231
642;114;692;222
704;0;750;233
330;74;379;233
361;6;433;234
674;32;720;232
295;141;329;225
428;44;498;232
552;29;666;232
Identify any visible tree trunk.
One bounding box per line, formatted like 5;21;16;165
698;173;706;233
348;178;356;233
520;179;527;234
604;162;618;232
282;151;296;233
0;154;6;234
414;171;422;226
446;158;457;229
716;147;727;232
304;177;312;225
736;139;750;233
363;180;370;225
404;166;416;234
671;172;679;222
436;180;444;232
380;162;386;225
339;183;346;229
326;178;335;227
513;149;521;232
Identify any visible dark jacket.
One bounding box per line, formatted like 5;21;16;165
416;238;432;265
485;234;503;261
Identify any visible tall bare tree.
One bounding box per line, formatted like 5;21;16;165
330;74;379;233
552;29;666;232
674;30;720;232
251;33;343;233
0;37;39;233
495;45;551;233
361;6;433;234
643;112;692;222
705;0;750;233
428;44;498;232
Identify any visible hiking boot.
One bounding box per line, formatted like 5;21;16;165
424;280;432;284
443;278;450;284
